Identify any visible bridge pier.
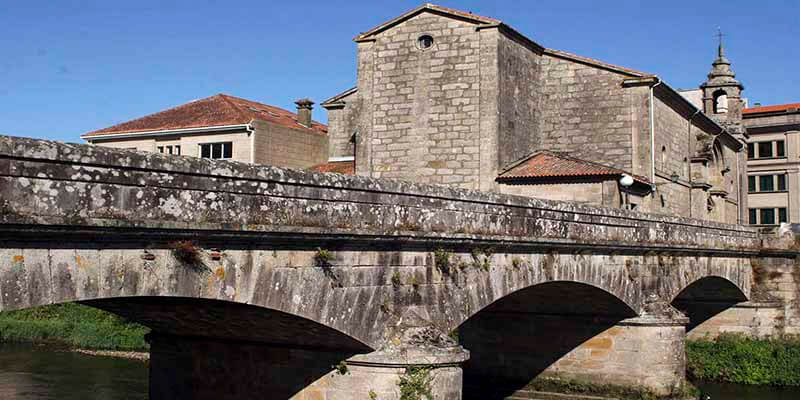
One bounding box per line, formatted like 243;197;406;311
146;331;469;400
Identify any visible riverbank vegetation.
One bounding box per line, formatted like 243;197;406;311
687;334;800;386
0;303;149;351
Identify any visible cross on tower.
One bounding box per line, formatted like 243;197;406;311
715;27;725;47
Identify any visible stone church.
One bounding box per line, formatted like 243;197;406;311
318;3;746;225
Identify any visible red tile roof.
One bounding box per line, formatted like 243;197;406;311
497;151;650;184
309;160;355;175
82;94;327;138
743;102;800;115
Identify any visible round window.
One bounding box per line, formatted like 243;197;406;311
417;35;434;50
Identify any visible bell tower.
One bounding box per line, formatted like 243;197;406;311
701;30;745;136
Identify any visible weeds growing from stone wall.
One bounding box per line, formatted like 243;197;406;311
391;272;402;288
169;240;206;271
433;248;452;275
314;248;342;288
398;366;433;400
471;247;492;271
511;256;525;269
333;361;349;375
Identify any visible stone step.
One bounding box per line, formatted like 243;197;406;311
507;389;617;400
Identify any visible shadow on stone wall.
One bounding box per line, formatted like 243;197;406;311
670;276;748;332
457;281;636;399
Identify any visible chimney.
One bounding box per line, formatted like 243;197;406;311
295;98;314;128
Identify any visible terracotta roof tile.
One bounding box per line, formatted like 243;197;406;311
743;102;800;115
497;151;650;184
82;94;327;138
309;160;355;175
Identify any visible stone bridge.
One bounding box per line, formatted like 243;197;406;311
0;136;793;399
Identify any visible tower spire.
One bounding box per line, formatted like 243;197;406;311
716;27;725;58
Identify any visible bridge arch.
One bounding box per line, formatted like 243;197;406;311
455;280;638;399
670;275;749;332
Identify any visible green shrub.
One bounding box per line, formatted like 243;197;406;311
686;334;800;386
0;303;149;351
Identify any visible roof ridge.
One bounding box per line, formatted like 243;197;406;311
217;93;252;123
354;3;499;41
84;94;225;135
543;48;652;78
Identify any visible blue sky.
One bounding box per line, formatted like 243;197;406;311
2;0;797;142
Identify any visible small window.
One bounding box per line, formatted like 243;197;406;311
758;142;773;158
157;146;164;153
779;208;788;224
759;175;775;192
777;140;786;157
778;174;787;191
760;208;775;225
747;143;755;159
175;145;181;155
200;142;233;159
748;209;757;225
166;145;173;155
417;35;434;50
748;176;756;193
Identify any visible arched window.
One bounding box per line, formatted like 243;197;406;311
712;89;728;114
661;145;667;168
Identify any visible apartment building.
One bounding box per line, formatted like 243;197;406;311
743;103;800;226
82;94;328;169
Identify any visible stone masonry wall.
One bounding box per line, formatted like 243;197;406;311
496;32;541;170
537;54;636;171
252;120;328;169
324;90;359;159
364;13;483;188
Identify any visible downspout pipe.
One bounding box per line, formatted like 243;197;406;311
649;78;663;190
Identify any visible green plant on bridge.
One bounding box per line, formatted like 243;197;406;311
511;256;525;269
169;240;206;271
334;361;349;375
398;366;433;400
433;248;452;274
471;247;492;271
314;248;342;287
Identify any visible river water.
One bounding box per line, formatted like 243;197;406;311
0;343;798;399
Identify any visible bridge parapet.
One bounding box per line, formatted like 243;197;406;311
0;135;767;253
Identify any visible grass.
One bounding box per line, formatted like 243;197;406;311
687;334;800;386
0;303;149;351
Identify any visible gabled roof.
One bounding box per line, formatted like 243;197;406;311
309;160;355;175
497;150;650;184
354;3;500;42
82;94;327;138
321;87;358;108
543;48;651;78
743;102;800;115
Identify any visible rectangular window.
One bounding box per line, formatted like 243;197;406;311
748;176;756;193
777;140;786;157
157;146;164;153
747;143;755;159
760;208;775;225
200;142;233;159
748;209;757;225
759;175;775;192
779;208;788;224
175;145;181;155
758;141;773;158
166;145;173;155
778;174;787;191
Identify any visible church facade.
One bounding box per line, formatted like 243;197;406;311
321;4;744;224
